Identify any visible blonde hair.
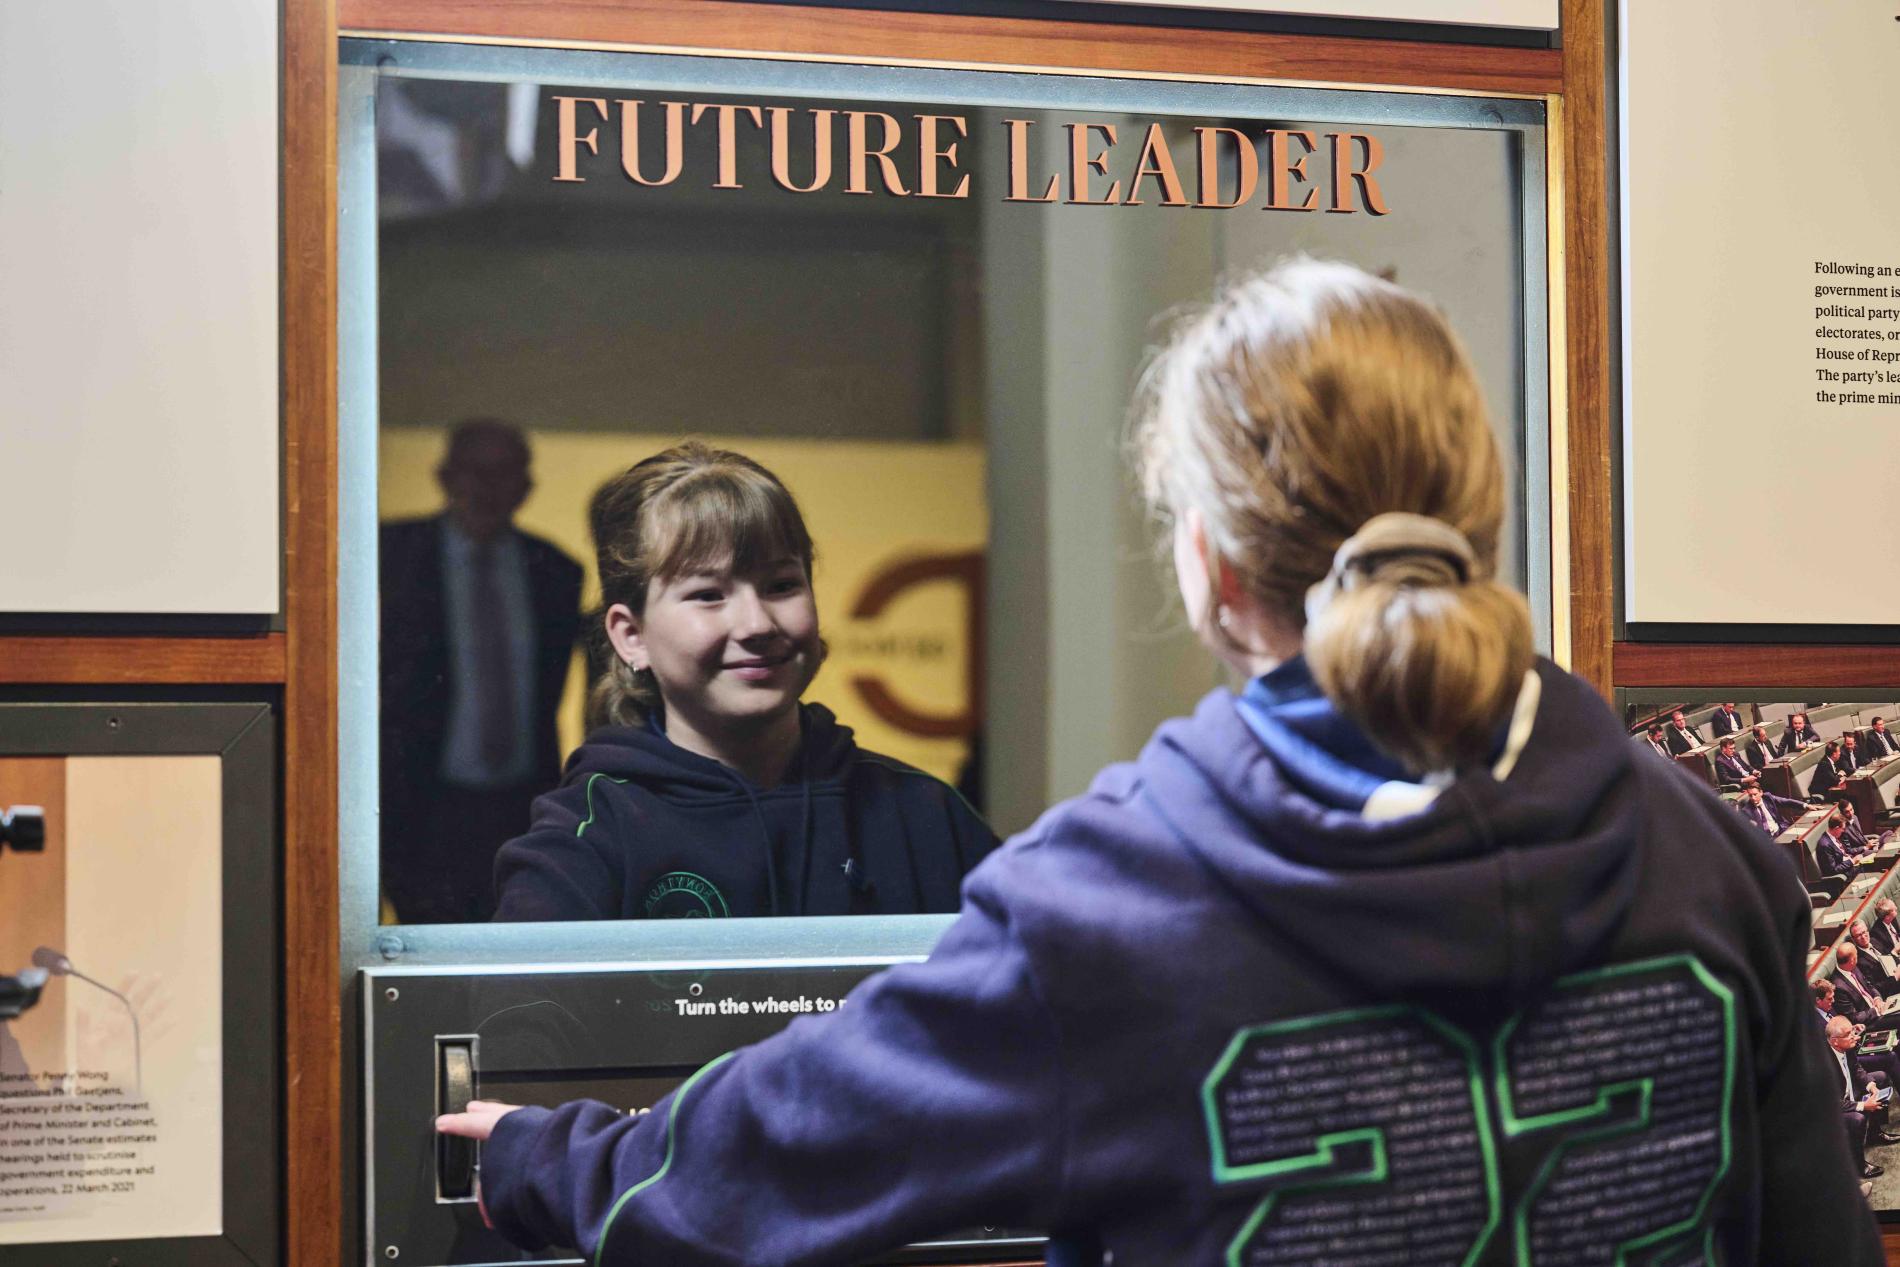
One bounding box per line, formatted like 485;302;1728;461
1135;258;1532;774
587;442;818;728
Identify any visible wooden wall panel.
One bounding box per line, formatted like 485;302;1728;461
283;0;341;1263
1615;643;1900;691
338;0;1563;94
0;636;285;684
1560;0;1610;696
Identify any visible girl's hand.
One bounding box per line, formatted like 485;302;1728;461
435;1101;523;1231
435;1099;523;1141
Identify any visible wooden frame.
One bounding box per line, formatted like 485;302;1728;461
283;1;340;1266
0;1;1543;1263
337;0;1562;94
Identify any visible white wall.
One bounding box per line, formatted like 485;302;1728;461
1623;1;1900;625
0;1;278;614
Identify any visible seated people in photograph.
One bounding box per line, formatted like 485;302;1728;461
1664;708;1704;755
492;442;996;922
1639;722;1672;759
1817;812;1871;880
1874;898;1900;956
380;419;585;924
1711;736;1752;786
1837;800;1876;853
1834;943;1900;1034
1869;717;1899;760
1841;733;1863;776
1709;701;1746;737
1779;711;1820;754
1851;920;1900;997
1745;724;1778;771
1812;741;1847;801
1734;777;1803;835
1829;1016;1898;1181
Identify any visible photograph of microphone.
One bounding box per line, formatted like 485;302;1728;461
33;946;142;1096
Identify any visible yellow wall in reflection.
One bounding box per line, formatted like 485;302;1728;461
379;430;986;785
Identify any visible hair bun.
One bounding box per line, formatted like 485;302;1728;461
1304;512;1475;625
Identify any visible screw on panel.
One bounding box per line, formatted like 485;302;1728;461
375;932;406;960
384;987;399;1003
385;1246;400;1260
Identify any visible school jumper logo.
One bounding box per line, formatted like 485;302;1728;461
642;871;731;919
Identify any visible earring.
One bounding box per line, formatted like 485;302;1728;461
1216;604;1233;630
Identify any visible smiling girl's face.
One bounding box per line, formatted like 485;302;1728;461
617;553;821;739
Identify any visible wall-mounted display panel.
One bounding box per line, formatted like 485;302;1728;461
338;40;1556;958
1621;1;1900;631
0;703;276;1265
0;1;279;616
1621;689;1900;1216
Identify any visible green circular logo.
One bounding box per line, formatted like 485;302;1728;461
642;871;731;919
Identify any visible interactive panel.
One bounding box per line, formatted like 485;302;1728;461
362;962;1041;1265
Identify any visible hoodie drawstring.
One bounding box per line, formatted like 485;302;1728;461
732;778;782;918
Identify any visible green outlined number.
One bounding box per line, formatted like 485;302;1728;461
1203;1008;1500;1266
1204;957;1734;1267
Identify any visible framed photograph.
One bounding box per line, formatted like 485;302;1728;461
0;702;277;1264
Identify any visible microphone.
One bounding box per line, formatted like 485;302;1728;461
33;947;141;1095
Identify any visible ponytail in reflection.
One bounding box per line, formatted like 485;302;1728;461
586;441;819;729
1134;258;1533;774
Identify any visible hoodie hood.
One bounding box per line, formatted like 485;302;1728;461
495;702;995;921
1138;658;1647;1009
562;702;858;800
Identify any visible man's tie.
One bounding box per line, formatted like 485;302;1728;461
469;539;517;773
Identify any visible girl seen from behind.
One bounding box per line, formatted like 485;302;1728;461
449;261;1876;1265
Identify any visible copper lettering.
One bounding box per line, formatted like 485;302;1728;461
915;114;971;199
1328;132;1390;215
1192;127;1258;209
767;106;836;193
1265;130;1319;212
846;111;910;196
690;103;766;190
1066;123;1122;206
1125;123;1189;207
553;96;608;183
616;100;685;187
1003;119;1060;202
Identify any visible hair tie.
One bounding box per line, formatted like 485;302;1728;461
1304;512;1477;625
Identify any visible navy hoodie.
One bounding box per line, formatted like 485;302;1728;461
480;660;1881;1264
492;703;995;920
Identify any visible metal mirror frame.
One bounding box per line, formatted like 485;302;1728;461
336;37;1553;972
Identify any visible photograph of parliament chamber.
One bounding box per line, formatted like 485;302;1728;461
4;0;1899;1262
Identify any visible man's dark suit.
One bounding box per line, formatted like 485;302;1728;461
1810;756;1844;799
1664;723;1703;756
1710;708;1745;737
380;515;583;923
1841;748;1862;777
1837;1041;1892;1170
1867;728;1899;760
1817;830;1859;881
1745;737;1778;770
1861;947;1900;998
1712;750;1753;785
1832;971;1900;1033
1874;916;1900;956
1779;726;1817;755
1736;795;1798;835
